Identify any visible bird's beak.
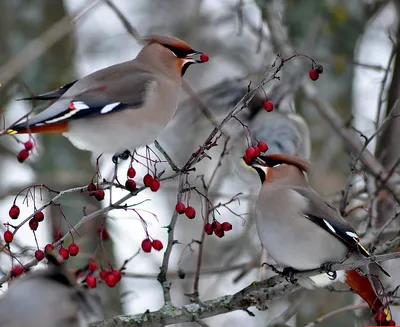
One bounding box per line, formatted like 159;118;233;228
241;155;267;169
184;51;209;64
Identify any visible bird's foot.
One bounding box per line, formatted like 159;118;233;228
112;150;131;164
282;267;299;284
320;262;337;280
261;262;282;275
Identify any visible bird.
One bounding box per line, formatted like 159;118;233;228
3;35;208;162
246;153;392;322
0;264;103;327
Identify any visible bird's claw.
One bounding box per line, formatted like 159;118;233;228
282;267;298;284
112;150;131;164
261;262;282;275
320;262;337;280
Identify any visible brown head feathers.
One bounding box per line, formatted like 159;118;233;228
255;154;310;172
142;35;195;58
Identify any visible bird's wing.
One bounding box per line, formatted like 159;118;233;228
10;70;157;133
17;80;79;101
293;187;367;254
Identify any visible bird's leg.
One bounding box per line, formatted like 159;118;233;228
320;262;337;280
282;267;299;284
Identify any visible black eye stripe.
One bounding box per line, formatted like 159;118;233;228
265;158;283;167
162;44;194;58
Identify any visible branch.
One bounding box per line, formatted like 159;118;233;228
91;251;400;327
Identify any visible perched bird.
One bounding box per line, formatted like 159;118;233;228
246;153;391;322
0;265;103;327
4;35;208;161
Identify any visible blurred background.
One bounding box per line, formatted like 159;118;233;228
0;0;399;326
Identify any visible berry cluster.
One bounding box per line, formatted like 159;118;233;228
204;220;232;238
58;243;80;260
175;202;196;219
141;238;163;253
243;141;268;164
87;183;105;201
83;260;122;288
17;140;34;163
96;225;110;240
125;167;137;192
143;173;160;192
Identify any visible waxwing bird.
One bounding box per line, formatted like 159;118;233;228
0;265;103;327
246;153;392;322
4;35;208;160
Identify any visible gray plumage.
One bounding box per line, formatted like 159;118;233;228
0;268;103;327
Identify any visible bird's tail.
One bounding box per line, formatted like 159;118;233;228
345;269;391;322
0;122;68;135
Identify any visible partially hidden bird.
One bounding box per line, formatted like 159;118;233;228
3;35;209;161
246;153;392;323
0;263;103;327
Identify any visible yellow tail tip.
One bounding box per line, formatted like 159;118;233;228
384;308;391;321
1;129;17;135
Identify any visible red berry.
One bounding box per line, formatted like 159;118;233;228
245;147;256;158
150;179;160;192
175;202;186;214
87;183;97;192
143;174;153;187
185;206;196;219
204;223;213;235
105;273;117;287
34;211;44;222
35;249;45;261
215;229;225;238
24;140;33;151
387;320;396;326
94;189;105;201
111;269;122;282
200;53;209;62
152;239;163;251
141;238;152;252
211;220;222;231
68;243;79;256
222;222;232;231
309;69;319;81
4;230;13;243
9;205;20;219
252;146;261;156
29;218;38;231
263;101;274;112
257;141;268;153
11;265;24;277
99;270;109;281
86;274;97;288
127;167;136;178
243;154;252;164
45;243;55;253
17;149;29;162
125;179;137;192
96;226;110;240
59;247;69;260
374;310;387;323
88;260;97;272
